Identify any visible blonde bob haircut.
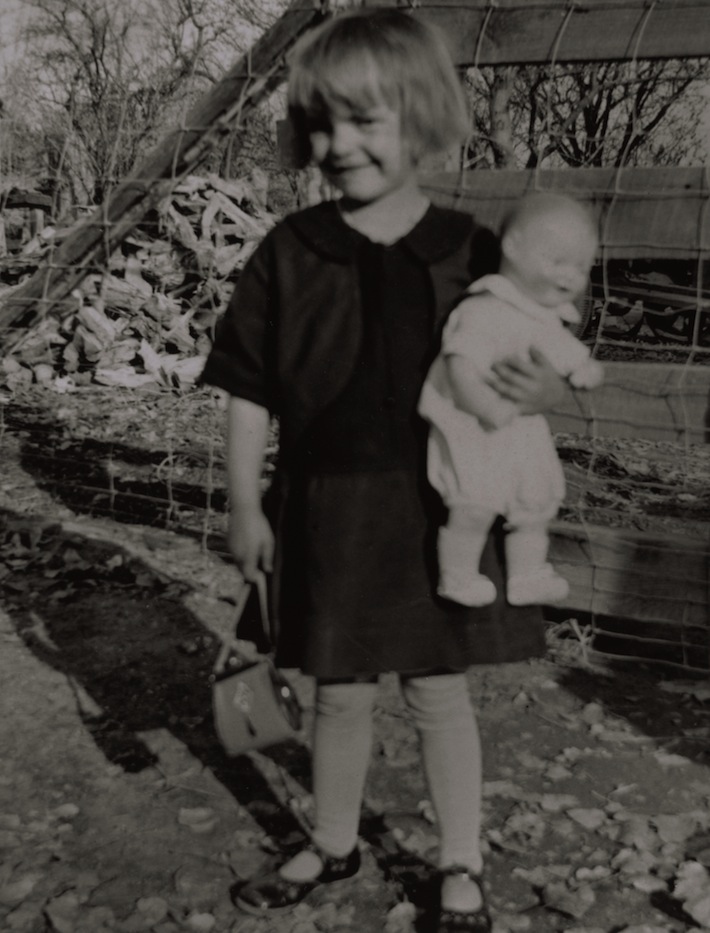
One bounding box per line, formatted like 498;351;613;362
287;9;469;167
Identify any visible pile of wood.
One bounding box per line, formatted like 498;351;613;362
0;172;277;391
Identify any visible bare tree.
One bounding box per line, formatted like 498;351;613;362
5;0;288;212
465;58;710;170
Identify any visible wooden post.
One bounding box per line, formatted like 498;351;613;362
367;0;710;66
30;209;45;238
0;0;325;349
549;521;710;630
489;68;516;168
547;361;710;444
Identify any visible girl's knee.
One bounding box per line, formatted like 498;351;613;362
315;680;378;722
401;672;474;728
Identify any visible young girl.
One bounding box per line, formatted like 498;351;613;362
201;10;563;931
419;192;603;609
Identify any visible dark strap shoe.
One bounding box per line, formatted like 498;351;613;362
436;866;491;933
233;845;361;915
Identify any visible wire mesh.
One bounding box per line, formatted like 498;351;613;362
1;0;709;671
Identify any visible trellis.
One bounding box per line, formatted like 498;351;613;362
407;0;710;669
1;0;710;669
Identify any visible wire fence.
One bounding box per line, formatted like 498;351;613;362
1;0;709;670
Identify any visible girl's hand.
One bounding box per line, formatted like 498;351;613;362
228;505;274;582
486;346;565;415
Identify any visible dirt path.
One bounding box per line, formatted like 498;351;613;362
2;511;710;933
2;386;710;932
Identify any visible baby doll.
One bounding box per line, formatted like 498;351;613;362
419;192;603;607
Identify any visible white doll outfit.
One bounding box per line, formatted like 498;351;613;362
419;274;601;606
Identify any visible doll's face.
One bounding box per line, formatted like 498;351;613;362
306;92;417;206
503;213;597;308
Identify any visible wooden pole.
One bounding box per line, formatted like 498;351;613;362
372;0;710;66
0;0;324;349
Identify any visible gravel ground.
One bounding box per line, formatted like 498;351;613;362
2;385;710;933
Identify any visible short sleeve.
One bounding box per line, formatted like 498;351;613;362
441;297;513;375
200;233;276;409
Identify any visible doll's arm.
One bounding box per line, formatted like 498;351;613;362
442;297;562;422
546;327;605;390
226;396;274;581
447;353;521;430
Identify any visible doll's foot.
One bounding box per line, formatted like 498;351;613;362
437;574;496;607
232;845;360;914
436;866;491;932
507;564;569;606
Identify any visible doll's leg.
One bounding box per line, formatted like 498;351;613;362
437;506;497;606
505;517;569;606
402;673;488;919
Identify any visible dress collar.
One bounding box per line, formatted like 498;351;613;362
286;199;475;264
467;274;580;325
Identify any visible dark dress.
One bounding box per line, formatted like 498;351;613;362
203;203;546;680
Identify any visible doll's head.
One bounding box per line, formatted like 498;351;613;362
286;9;468;178
500;193;598;309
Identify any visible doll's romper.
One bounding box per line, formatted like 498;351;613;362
419;274;595;524
202;206;547;679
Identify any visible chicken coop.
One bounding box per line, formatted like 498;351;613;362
1;0;709;670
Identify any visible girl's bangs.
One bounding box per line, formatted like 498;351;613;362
290;46;398;116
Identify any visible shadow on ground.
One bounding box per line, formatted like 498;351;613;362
13;408;228;539
0;507;441;929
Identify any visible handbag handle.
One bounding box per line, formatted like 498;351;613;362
214;572;272;674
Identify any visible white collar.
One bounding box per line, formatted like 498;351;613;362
466;274;580;325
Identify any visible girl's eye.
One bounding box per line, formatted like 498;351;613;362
305;113;331;134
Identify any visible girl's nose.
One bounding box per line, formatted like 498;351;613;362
329;120;356;155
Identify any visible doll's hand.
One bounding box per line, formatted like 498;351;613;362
487;346;565;415
569;358;604;390
228;505;274;582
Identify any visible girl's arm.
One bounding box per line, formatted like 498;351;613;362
486;346;565;415
226;396;274;581
447;355;520;430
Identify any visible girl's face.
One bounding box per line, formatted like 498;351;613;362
307;99;417;205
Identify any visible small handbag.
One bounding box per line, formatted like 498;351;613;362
211;572;302;755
